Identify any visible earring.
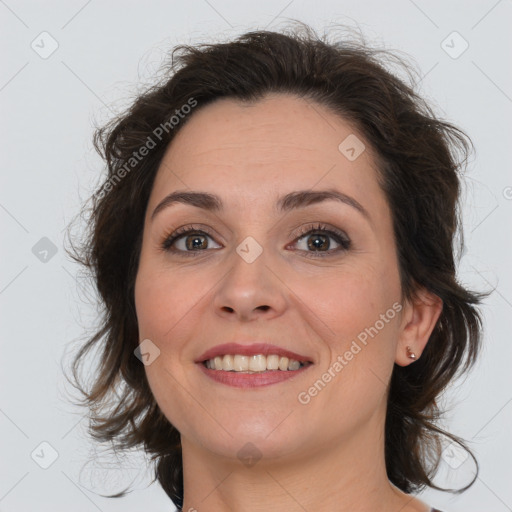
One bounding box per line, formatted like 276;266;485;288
406;346;416;360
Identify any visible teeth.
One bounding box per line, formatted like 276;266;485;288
288;359;301;371
233;355;249;371
204;354;307;372
249;354;267;372
222;354;234;371
267;354;279;370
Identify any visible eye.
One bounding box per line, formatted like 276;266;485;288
161;222;351;258
161;225;221;255
290;223;351;257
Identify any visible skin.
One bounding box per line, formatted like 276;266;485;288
134;93;442;512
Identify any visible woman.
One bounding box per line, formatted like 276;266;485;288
69;22;484;512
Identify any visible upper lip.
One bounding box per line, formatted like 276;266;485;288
196;343;314;364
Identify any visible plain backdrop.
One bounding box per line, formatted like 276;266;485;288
1;1;511;511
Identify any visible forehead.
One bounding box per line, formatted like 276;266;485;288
149;93;384;212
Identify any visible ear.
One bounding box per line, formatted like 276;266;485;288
395;287;443;367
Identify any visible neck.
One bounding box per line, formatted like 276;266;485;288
179;412;428;512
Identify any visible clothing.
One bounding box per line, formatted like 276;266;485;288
431;508;444;512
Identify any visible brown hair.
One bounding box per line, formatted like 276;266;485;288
66;22;485;509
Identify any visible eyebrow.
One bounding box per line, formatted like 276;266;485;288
151;188;371;222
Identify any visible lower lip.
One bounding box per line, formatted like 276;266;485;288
197;363;312;388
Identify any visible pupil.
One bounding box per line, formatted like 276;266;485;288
308;234;329;251
186;235;207;250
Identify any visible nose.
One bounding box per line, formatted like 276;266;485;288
212;249;287;322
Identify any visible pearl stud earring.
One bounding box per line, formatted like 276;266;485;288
406;346;416;360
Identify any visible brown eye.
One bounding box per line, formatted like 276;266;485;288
162;227;221;255
291;224;351;257
183;233;209;250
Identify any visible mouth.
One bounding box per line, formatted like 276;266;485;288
195;343;314;388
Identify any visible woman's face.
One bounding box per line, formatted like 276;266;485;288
134;93;406;463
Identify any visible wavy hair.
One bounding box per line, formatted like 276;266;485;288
66;22;485;510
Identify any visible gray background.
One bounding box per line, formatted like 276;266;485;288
1;1;511;511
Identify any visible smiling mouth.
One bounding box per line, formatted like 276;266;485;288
203;354;313;373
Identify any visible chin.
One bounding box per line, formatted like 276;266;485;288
174;409;309;461
198;428;308;464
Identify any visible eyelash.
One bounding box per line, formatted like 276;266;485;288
160;223;351;258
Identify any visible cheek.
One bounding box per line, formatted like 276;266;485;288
295;261;400;343
291;261;401;398
134;260;207;342
134;261;209;431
